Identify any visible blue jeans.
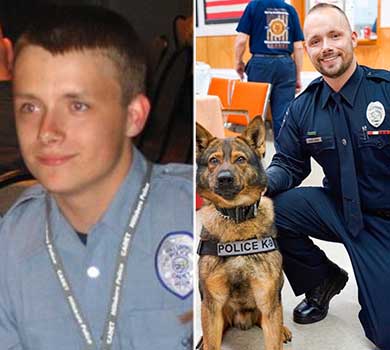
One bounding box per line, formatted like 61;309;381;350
246;55;296;141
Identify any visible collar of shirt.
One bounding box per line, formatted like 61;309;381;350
47;146;150;245
320;64;364;109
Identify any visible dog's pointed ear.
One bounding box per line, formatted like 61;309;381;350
196;122;214;158
241;116;266;158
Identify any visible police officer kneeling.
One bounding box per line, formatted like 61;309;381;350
266;3;390;350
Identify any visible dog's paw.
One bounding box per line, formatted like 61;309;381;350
282;325;292;343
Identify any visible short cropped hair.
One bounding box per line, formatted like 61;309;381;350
14;5;147;105
307;3;352;31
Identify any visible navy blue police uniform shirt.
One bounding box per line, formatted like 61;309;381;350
236;0;304;55
267;65;390;213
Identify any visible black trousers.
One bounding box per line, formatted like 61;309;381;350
273;187;390;350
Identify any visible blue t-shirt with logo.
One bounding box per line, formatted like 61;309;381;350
237;0;304;55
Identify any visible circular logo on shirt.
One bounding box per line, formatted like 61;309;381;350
155;231;193;299
366;101;385;128
269;18;286;36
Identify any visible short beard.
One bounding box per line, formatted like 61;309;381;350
316;46;354;79
318;58;352;79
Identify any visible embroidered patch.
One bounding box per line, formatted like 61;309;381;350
366;101;385;128
155;231;193;299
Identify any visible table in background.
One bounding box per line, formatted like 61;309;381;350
196;95;225;138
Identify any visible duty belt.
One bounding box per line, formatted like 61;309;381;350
197;236;278;257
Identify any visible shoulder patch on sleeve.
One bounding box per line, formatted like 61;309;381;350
155;231;193;299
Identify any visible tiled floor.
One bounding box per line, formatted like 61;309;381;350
194;87;377;349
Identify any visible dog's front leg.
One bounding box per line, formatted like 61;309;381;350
201;299;225;350
252;280;283;350
260;304;284;350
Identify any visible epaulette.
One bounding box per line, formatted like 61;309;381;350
3;184;45;217
361;65;390;82
155;163;193;182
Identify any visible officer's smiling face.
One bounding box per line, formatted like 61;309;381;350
304;7;358;80
13;45;149;200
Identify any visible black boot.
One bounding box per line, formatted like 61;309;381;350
293;267;348;324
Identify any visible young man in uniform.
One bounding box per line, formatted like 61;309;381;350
234;0;304;139
266;3;390;349
0;6;193;350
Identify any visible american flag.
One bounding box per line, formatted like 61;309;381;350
203;0;250;24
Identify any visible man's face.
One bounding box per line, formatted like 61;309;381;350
304;8;357;79
13;46;148;198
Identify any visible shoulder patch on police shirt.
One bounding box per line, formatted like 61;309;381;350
155;231;193;299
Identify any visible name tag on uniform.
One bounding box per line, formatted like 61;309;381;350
306;137;322;144
217;237;277;257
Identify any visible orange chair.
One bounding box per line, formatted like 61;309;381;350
222;81;271;135
207;77;237;108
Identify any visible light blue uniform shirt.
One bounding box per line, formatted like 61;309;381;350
0;147;193;350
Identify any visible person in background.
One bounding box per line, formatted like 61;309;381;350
234;0;304;141
0;25;23;175
372;18;377;34
266;3;390;349
0;5;193;349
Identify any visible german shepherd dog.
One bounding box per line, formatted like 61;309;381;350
196;116;292;350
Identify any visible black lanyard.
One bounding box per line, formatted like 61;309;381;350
45;162;153;349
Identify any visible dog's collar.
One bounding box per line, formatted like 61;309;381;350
216;200;260;224
197;235;278;257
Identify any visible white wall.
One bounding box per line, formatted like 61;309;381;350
381;0;390;27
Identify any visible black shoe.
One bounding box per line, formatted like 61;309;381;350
293;267;348;324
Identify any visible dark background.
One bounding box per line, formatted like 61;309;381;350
0;0;192;48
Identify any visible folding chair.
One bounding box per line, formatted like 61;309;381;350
223;81;271;136
207;77;237;109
